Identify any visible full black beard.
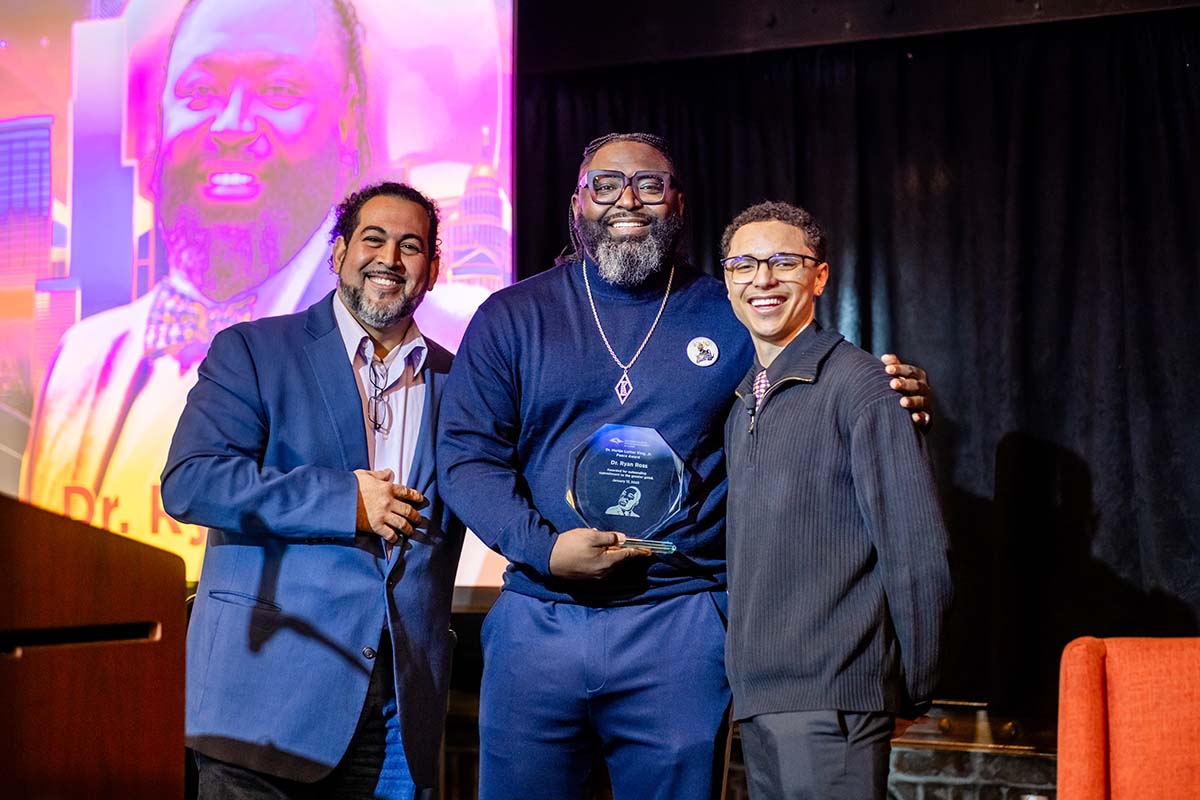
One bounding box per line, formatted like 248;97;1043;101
574;212;684;287
337;276;420;331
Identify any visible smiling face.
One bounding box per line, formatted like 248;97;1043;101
333;195;440;351
570;140;685;287
155;0;359;301
724;220;829;367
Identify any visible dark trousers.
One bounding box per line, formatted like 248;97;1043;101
739;709;894;800
478;590;732;800
195;635;425;800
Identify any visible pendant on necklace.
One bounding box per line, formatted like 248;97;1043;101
615;371;633;405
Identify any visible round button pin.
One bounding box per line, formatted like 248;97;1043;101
687;337;719;366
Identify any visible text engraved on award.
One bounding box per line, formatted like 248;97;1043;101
567;424;685;537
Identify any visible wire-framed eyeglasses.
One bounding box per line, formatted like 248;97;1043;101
578;170;675;205
721;252;823;284
367;358;390;432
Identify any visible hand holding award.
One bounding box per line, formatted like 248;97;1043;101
548;528;654;580
565;424;685;556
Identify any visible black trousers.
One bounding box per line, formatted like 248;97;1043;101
739;709;894;800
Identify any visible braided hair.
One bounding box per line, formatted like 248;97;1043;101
555;132;682;267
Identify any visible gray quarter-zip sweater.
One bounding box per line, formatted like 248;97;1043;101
723;321;952;720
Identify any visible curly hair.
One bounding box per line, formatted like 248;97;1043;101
328;181;440;262
719;201;827;262
556;132;683;267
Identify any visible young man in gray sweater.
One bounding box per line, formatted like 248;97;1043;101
721;201;953;800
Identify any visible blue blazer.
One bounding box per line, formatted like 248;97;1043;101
162;292;464;786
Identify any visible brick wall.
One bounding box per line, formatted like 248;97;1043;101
889;746;1056;800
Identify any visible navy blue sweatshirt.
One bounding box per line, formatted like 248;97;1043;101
438;259;754;604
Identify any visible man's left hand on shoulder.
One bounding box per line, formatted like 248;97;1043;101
881;353;932;427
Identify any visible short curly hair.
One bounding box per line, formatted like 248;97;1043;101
329;181;440;261
719;201;827;263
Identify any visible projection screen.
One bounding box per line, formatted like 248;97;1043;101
0;0;512;588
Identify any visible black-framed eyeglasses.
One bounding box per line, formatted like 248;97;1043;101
367;358;390;432
578;170;675;205
721;252;823;284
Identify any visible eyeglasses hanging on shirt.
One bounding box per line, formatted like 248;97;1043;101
368;358;390;433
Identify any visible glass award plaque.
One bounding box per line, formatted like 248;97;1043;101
566;424;686;538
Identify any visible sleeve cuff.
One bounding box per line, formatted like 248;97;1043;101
495;514;559;577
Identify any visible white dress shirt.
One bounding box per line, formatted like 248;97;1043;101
332;292;428;489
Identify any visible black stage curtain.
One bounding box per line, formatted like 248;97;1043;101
515;9;1200;717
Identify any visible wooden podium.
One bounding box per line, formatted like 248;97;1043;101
0;495;186;797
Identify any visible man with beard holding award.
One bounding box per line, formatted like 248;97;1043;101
438;133;932;799
162;181;462;798
21;0;368;577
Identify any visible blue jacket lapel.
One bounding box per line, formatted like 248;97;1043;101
405;340;452;490
303;294;369;471
405;373;436;490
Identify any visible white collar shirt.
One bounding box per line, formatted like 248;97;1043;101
331;292;428;489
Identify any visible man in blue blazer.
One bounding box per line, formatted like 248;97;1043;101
162;181;463;799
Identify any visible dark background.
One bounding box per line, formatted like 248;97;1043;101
506;2;1200;720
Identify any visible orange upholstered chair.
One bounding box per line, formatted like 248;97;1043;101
1058;636;1200;799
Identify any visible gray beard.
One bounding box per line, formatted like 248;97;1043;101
592;235;664;287
575;213;684;287
337;278;420;330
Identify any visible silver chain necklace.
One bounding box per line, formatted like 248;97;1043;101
582;261;675;405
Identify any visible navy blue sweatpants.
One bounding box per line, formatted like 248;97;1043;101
478;590;731;800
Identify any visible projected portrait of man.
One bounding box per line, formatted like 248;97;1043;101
20;0;367;578
154;0;364;311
